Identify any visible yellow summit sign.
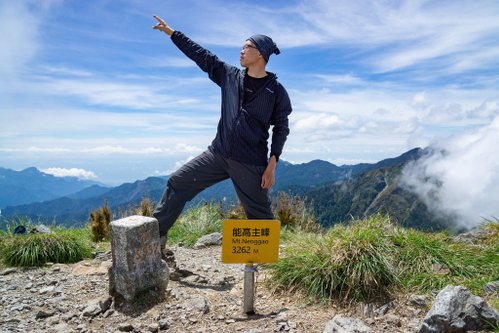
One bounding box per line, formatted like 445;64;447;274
221;219;280;264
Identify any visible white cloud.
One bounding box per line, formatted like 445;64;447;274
145;57;197;68
40;78;199;110
180;0;499;74
315;74;366;86
41;167;97;179
154;155;197;176
293;113;343;133
294;1;499;73
81;145;198;155
0;1;40;79
28;147;70;153
401;116;499;230
82;146;139;154
40;65;93;77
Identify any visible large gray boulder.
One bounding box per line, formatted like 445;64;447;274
418;285;499;333
108;216;168;301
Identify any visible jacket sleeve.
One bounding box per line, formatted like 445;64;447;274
270;84;292;162
170;31;233;87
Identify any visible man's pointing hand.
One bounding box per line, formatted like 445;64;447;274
153;15;175;36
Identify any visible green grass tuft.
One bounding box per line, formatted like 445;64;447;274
269;214;499;304
0;221;93;267
271;215;398;302
167;203;224;247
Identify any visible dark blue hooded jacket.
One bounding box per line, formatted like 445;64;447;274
171;31;292;166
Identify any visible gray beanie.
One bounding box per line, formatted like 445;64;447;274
247;34;280;63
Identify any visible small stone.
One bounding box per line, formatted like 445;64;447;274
276;311;288;323
385;314;402;327
364;318;375;325
52;322;71;333
158;319;169;330
484;281;499;294
183;275;200;284
103;309;114;318
118;323;134;332
146;323;159;332
77;324;87;332
64;312;77;321
0;268;17;275
277;322;289;331
11;304;30;311
48;316;60;325
82;301;101;317
32;224;51;234
431;263;450;275
185;297;209;314
39;286;55;294
193;232;222;248
374;301;394;317
408;294;427;308
323;315;372;333
36;308;56;319
98;296;112;312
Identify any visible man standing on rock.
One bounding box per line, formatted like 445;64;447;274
152;16;292;255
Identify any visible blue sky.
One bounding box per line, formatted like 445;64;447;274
1;0;499;185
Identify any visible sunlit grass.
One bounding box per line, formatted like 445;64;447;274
0;217;93;267
269;214;499;304
167;203;224;247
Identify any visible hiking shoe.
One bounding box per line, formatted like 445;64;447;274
160;235;167;251
159;235;180;274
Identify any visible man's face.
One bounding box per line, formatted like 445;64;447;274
240;40;261;67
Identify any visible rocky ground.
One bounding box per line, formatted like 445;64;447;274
0;244;489;333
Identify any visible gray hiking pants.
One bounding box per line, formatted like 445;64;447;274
153;147;274;236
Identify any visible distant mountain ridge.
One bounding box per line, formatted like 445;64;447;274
0;167;104;209
304;155;452;231
1;148;435;229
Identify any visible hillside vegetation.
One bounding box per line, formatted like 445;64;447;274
1;147;430;230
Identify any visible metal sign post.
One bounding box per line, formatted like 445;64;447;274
243;263;256;314
221;219;280;314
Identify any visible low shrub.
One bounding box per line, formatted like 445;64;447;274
273;191;321;233
89;201;111;242
140;197;154;217
225;200;246;219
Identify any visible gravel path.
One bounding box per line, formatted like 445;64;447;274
0;245;427;333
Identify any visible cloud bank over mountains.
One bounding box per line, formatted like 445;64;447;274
402;116;499;229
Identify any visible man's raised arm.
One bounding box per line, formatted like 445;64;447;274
152;15;232;87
